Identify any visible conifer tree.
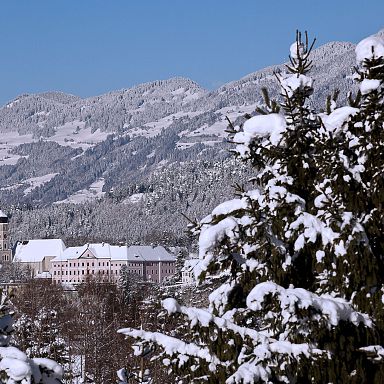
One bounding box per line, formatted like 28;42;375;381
119;32;384;383
0;289;63;383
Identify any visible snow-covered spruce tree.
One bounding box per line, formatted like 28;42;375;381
119;32;384;383
12;308;70;376
316;34;384;364
0;289;63;383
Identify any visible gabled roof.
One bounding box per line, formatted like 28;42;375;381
51;243;175;262
0;210;7;218
53;245;88;261
52;243;111;261
14;239;66;263
181;258;200;273
124;245;175;262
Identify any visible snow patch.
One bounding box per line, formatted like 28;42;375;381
280;74;313;97
23;173;58;195
355;35;384;64
233;113;286;152
54;178;105;204
246;281;372;327
360;79;381;95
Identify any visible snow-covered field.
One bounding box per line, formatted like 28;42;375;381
46;121;110;150
0;121;111;167
122;193;145;204
23;173;58;195
0;132;34;165
187;104;258;138
55;178;106;204
130;111;203;138
174;104;258;149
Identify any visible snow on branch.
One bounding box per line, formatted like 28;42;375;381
286;211;341;254
0;346;63;383
359;345;384;362
355;36;384;65
118;327;223;371
246;281;372;328
161;298;324;357
232;113;286;155
158;298;325;384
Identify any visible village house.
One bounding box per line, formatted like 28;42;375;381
181;258;201;284
51;243;176;284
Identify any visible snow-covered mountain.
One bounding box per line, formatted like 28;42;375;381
0;38;358;211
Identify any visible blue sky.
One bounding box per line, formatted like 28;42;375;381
0;0;383;105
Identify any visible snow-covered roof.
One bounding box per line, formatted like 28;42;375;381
181;259;201;273
53;245;88;261
34;271;52;279
51;243;175;262
14;239;66;263
52;243;111;261
125;245;175;262
52;243;175;262
0;210;7;218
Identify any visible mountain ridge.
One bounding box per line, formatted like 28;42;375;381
0;35;371;245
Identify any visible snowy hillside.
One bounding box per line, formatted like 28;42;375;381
0;38;359;212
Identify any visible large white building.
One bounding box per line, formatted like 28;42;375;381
13;239;66;277
7;207;175;284
51;243;176;284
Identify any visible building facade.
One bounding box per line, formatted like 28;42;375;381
0;210;12;262
181;258;200;284
51;243;175;284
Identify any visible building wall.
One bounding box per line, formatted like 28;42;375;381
52;257;112;284
0;222;11;262
52;258;175;284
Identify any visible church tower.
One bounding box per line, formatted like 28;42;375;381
0;210;12;262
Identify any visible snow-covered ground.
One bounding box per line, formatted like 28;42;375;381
122;193;145;204
23;173;58;195
0;132;34;165
188;104;258;138
130;111;203;138
175;104;258;149
55;178;106;204
46;121;110;150
0;121;110;166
